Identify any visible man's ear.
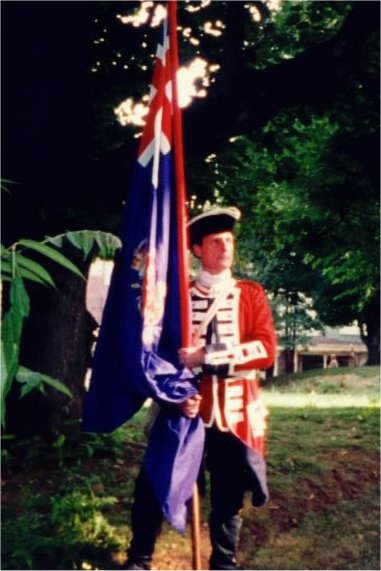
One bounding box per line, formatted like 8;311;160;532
193;244;202;258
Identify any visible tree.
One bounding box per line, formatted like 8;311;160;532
89;1;377;160
215;101;379;362
235;249;324;374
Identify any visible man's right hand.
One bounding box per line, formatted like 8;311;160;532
178;346;205;369
177;394;202;418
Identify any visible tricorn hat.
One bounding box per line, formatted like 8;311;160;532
188;206;241;247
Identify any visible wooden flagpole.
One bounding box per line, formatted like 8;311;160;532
191;482;202;570
168;0;190;343
168;2;202;569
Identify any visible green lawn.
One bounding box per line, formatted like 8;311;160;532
240;405;379;570
1;366;379;570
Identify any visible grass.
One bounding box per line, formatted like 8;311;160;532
240;405;379;570
239;366;380;571
1;366;380;570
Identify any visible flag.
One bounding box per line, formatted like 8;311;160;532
82;2;205;533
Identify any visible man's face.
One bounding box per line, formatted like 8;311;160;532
193;231;235;275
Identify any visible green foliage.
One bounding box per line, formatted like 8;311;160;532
15;366;73;399
235;248;325;354
18;239;85;279
50;488;119;548
1;485;123;570
253;1;352;69
0;229;121;428
2;493;47;570
46;229;122;261
1;413;148;570
215;93;379;340
1;277;31;425
271;291;323;352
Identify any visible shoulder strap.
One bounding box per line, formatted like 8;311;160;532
192;285;234;345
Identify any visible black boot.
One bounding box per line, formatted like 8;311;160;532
209;512;242;570
127;470;164;570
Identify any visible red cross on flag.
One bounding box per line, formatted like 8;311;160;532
137;21;173;189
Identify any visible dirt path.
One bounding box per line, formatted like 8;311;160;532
152;521;211;570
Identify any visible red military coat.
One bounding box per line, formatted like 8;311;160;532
190;279;276;458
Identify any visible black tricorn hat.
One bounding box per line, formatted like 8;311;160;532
188;207;241;247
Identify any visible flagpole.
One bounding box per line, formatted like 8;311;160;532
168;2;202;570
168;0;190;344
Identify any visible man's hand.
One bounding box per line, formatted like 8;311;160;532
178;346;205;369
177;347;204;417
177;394;202;418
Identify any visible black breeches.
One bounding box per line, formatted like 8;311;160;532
205;426;248;569
206;425;248;514
128;469;164;565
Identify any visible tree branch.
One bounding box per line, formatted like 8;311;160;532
182;1;379;158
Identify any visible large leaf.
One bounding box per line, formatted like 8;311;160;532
1;278;30;426
1;245;11;259
1;256;54;286
16;368;46;398
1;302;26;391
94;231;122;259
66;231;94;259
1;309;23;426
16;366;73;399
16;254;56;288
45;235;63;248
47;230;122;261
18;239;85;279
1;318;18;399
9;276;30;319
12;267;49;286
1;247;13;280
39;373;73;398
1;260;13;280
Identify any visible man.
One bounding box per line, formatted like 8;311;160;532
127;206;276;570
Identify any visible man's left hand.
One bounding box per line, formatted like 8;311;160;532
177;394;202;418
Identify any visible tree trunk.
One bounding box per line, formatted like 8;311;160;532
284;349;295;374
360;299;380;366
5;251;97;438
